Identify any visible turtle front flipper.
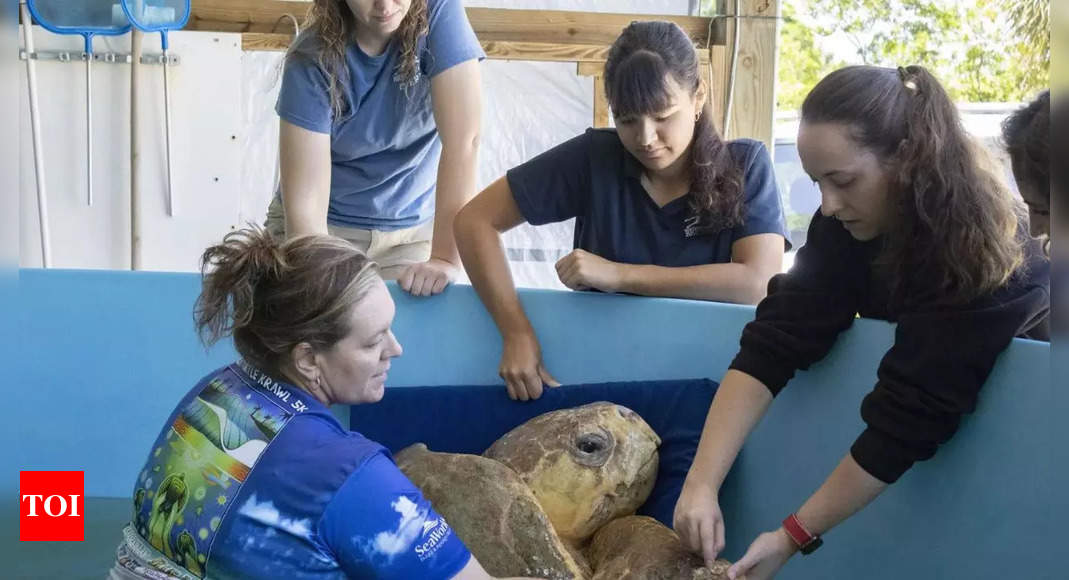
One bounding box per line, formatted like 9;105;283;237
397;445;590;580
586;515;732;580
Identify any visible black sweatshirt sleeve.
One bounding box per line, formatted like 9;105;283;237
731;213;1050;484
729;213;866;394
851;257;1050;483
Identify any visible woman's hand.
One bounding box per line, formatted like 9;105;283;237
398;258;459;296
500;331;560;401
555;249;624;292
727;528;798;580
674;478;726;569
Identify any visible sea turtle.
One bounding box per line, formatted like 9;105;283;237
484;402;661;544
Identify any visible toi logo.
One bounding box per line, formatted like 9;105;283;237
20;471;84;541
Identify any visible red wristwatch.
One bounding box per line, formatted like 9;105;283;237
782;513;823;555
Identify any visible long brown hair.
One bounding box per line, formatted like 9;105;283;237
289;0;429;123
802;65;1025;307
194;226;379;381
603;21;744;233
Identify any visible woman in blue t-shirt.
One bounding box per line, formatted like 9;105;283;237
269;0;484;297
453;21;790;401
111;228;539;580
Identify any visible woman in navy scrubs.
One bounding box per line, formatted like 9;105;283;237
454;21;789;401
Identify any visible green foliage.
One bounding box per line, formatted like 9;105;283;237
702;0;1050;108
775;2;843;113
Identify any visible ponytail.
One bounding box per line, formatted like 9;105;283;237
689;100;744;233
802;65;1025;307
888;65;1023;305
195;226;288;348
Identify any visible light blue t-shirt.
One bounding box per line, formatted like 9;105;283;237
277;0;484;231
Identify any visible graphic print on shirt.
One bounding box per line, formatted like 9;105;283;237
356;494;456;566
131;369;298;578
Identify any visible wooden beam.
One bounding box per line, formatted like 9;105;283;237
242;32;292;52
241;36;712;65
190;2;720;46
192;19;280;34
576;62;604;77
242;36;612;60
189;0;310;30
481;41;608;63
465;7;713;47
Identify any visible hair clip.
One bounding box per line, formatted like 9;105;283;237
897;66;919;93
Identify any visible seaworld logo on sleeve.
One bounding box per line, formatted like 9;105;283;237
414;517;452;561
19;471;84;541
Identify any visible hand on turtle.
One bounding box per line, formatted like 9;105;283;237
500;331;560;401
398;257;458;296
727;527;798;580
674;478;725;569
555;249;623;293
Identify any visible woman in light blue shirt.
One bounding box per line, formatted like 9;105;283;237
268;0;484;296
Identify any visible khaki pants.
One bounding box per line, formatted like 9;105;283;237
265;196;433;280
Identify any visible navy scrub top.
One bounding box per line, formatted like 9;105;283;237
506;128;791;266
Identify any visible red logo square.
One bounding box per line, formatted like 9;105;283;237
20;471;84;541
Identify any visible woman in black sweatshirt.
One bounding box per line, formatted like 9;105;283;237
673;65;1051;580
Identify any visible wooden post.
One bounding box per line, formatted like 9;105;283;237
577;62;610;128
709;0;779;150
592;76;610;128
700;62;719;135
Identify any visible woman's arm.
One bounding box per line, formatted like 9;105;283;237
676;215;866;568
795;454;889;536
674;370;774;567
557;233;784;304
454;178;560;400
725;455;888;580
686;370;774;494
398;59;482;296
429;59;481;265
279;120;332;237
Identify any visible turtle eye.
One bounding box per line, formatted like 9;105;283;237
572;429;614;467
578;436;604;454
